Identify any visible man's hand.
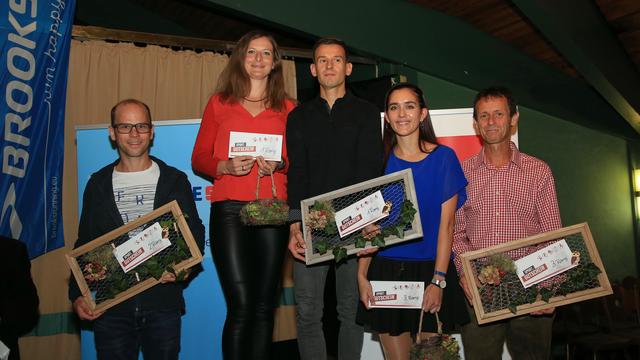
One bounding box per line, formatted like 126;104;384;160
459;275;473;305
160;272;177;283
73;296;104;321
530;307;555;315
288;222;306;261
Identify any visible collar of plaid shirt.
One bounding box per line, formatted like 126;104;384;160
472;141;522;170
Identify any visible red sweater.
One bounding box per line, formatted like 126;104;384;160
192;94;295;202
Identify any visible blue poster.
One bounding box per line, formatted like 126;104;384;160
0;0;74;257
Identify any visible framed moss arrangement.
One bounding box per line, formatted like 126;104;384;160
460;223;612;324
301;169;423;265
66;200;203;312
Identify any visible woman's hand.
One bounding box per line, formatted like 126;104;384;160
219;156;255;176
356;224;380;256
358;274;375;309
423;284;443;314
255;156;280;177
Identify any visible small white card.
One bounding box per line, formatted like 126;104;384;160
228;131;283;161
113;222;172;273
369;281;424;309
515;239;578;288
334;190;390;238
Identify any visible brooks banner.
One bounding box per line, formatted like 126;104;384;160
1;0;75;258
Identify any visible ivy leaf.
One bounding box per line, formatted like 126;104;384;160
147;262;164;280
386;225;400;238
175;269;187;282
315;240;328;255
539;288;553;302
176;236;188;252
395;225;405;239
508;304;517;314
371;235;386;248
324;221;338;235
401;201;417;222
333;247;347;263
354;236;366;249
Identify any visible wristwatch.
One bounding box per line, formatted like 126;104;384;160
431;278;447;289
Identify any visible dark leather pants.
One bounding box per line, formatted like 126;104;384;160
211;201;288;360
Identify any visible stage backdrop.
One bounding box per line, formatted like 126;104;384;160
0;0;74;258
362;107;518;360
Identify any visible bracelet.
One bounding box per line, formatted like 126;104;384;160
434;270;447;277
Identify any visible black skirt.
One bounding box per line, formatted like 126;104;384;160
356;257;469;336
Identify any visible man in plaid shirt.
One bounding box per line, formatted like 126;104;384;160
453;86;561;360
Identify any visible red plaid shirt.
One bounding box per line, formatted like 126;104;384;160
453;142;562;274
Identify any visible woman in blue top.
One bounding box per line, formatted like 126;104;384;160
356;83;469;359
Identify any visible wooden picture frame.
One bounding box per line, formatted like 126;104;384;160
66;200;203;312
301;169;423;265
460;223;612;324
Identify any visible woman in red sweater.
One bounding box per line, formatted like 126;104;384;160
191;30;295;360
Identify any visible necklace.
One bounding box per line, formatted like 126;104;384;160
243;96;267;103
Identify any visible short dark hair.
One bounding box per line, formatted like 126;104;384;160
472;86;518;120
110;99;152;127
312;37;349;62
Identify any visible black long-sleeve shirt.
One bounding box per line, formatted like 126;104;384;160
286;91;384;219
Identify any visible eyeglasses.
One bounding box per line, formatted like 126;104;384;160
113;123;152;134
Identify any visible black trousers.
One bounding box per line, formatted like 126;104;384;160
211;201;288;360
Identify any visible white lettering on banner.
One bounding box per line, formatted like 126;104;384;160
8;46;35;80
2;1;38;238
43;66;54;101
1;183;23;238
7;13;36;39
3;146;29;177
43;0;66;106
49;176;58;240
10;0;38;17
4;113;31;146
6;80;33;113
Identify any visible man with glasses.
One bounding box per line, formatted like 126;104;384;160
68;99;204;359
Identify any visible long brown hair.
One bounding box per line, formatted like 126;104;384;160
382;83;438;167
216;30;288;111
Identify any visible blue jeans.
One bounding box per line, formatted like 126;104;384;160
93;309;181;360
293;257;363;360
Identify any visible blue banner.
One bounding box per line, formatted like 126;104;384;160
0;0;75;258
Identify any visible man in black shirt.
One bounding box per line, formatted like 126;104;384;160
287;38;383;360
